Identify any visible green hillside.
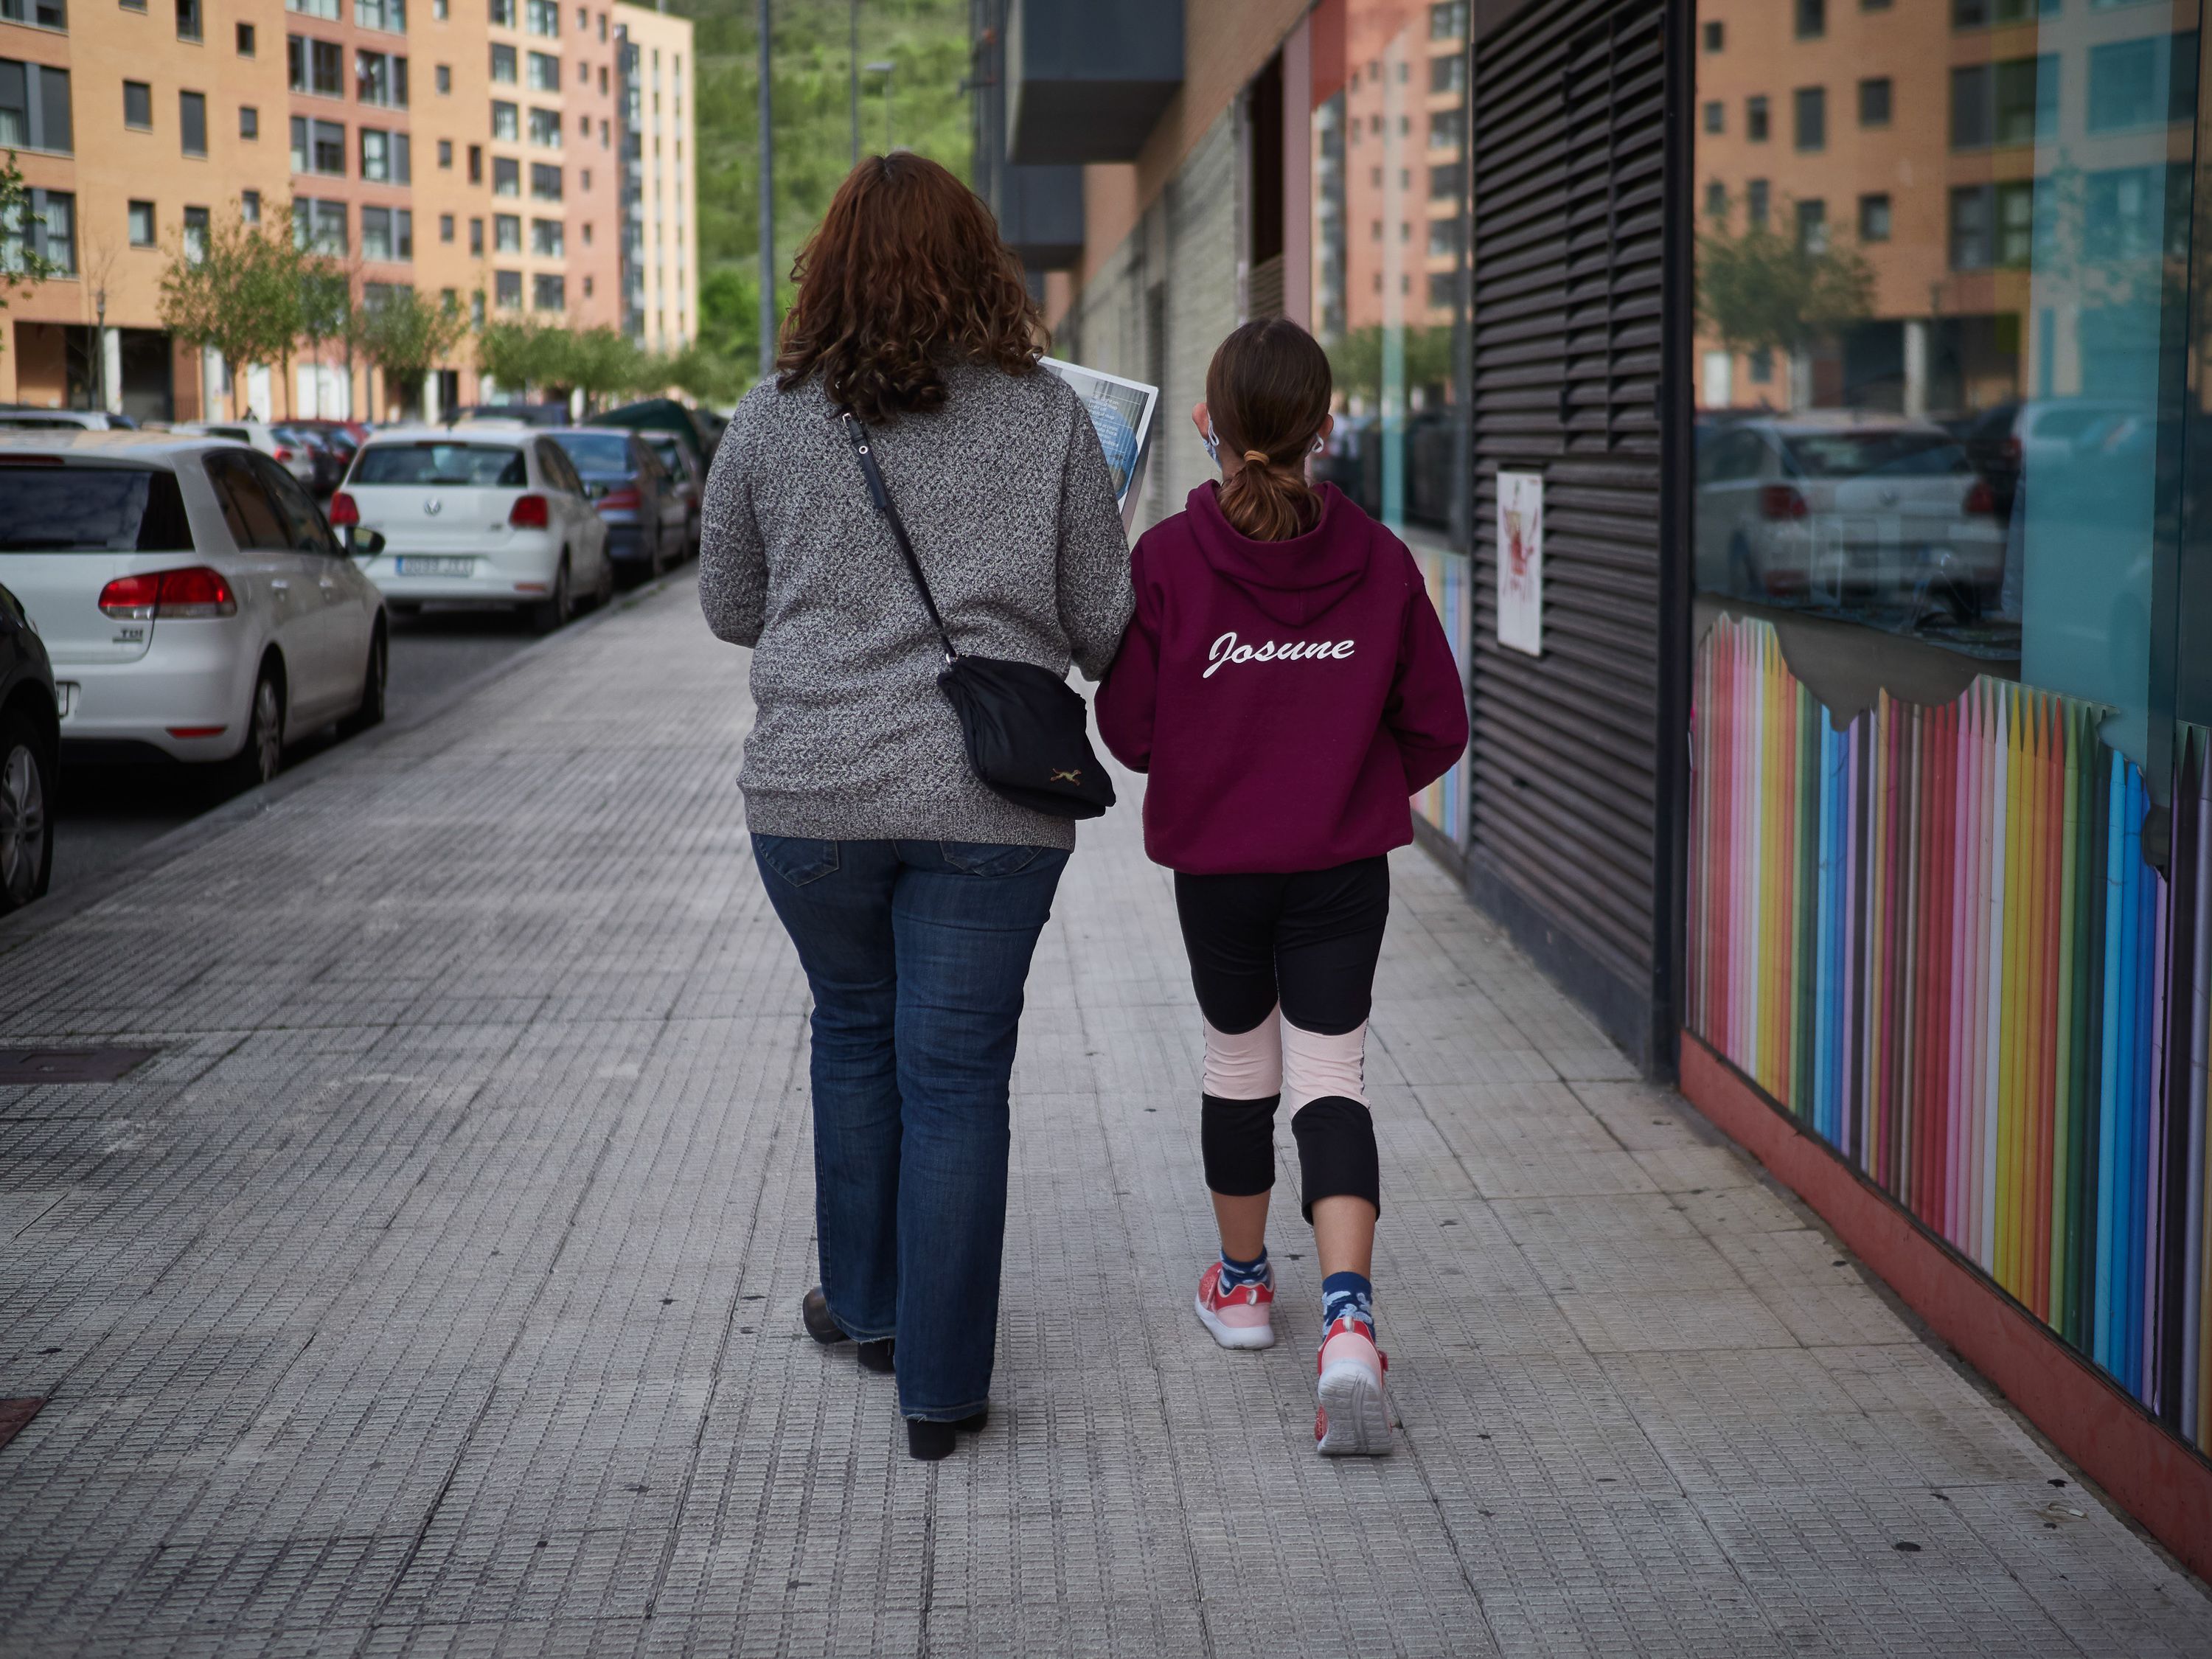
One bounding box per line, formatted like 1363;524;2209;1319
668;0;973;383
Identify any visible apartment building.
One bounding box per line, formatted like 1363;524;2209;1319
0;0;693;419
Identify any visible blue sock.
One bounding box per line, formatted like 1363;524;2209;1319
1321;1271;1373;1339
1217;1248;1270;1294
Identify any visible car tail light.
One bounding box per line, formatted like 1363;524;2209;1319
509;493;550;529
1965;480;1998;515
597;485;641;512
327;490;360;527
2002;437;2022;465
273;445;296;462
99;566;237;620
1759;484;1809;521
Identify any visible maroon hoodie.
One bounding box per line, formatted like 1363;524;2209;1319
1097;481;1469;875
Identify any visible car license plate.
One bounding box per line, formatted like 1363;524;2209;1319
396;557;474;576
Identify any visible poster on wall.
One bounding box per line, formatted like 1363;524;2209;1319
1496;470;1544;656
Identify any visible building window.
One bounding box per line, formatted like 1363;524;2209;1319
527;105;560;147
530;161;560;200
1427;1;1466;39
1859;77;1891;128
576;58;585;85
490;0;512;21
580;219;591;244
1703;19;1723;51
1746;94;1769;142
578;165;588;189
2088;35;2196;135
290;35;344;96
527;49;557;91
0;0;67;28
122;77;151;131
493;154;518;194
360;204;411;259
240;188;258;222
1857;192;1891;241
288;0;340;17
1703;100;1723;135
467;142;481;181
1952;56;2056;149
174;0;197;39
1795;197;1826;254
492;98;517;139
490;41;515;80
495;268;521;307
493;210;519;251
435;63;450;93
354;0;403;31
356;49;406;106
532;271;563;310
127;198;154;246
1948;183;1992;268
239;102;257;139
434;0;445;15
2084;162;2191;262
467;215;481;252
439;212;453;241
1428;161;1461;201
361;126;410;182
178;89;205;155
1746;177;1769;228
1704;178;1727;220
290;116;345;175
1795;0;1824;38
1952;0;2056;24
438;136;452;167
530;215;560;255
1428;55;1463;96
235;21;254;52
181;203;207;261
524;0;554;34
1793;86;1825;151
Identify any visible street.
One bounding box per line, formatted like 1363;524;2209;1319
2;575;2207;1657
45;606;551;899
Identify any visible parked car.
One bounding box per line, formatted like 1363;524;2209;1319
274;424;347;496
0;408;136;432
1694;415;2006;616
639;431;703;560
546;427;686;581
0;432;388;790
449;401;570;428
175;420;319;490
0;575;56;913
332;426;611;631
1955;398;2146;520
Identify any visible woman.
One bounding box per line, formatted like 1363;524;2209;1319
698;155;1133;1461
1096;319;1467;1455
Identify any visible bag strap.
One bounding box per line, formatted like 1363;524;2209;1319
838;410;959;664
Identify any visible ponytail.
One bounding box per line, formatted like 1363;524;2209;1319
1206;319;1332;542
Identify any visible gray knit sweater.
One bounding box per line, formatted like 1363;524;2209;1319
698;363;1135;850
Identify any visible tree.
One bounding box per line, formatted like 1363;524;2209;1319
475;313;567;398
1697;192;1876;368
658;341;745;406
358;287;469;420
561;325;642;414
296;254;354;420
0;150;55;358
159;212;264;418
1326;324;1454;408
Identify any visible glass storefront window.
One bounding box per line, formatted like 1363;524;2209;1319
1692;0;2199;768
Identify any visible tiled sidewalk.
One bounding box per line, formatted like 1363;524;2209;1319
1;577;2208;1657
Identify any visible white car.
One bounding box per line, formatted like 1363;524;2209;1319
0;409;135;431
0;432;387;787
333;427;611;632
175;420;319;490
1695;415;2007;616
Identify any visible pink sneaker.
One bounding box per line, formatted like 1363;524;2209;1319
1194;1261;1276;1350
1314;1317;1392;1455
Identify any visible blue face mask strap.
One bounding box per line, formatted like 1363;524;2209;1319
1203;420;1220;466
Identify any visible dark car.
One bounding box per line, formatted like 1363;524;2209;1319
0;577;56;914
274;424;347;495
640;430;703;560
546;428;684;582
452;401;571;429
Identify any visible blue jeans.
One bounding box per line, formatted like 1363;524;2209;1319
752;834;1070;1421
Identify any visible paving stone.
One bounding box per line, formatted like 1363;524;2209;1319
0;577;2205;1656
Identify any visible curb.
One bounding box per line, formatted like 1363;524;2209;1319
0;569;697;957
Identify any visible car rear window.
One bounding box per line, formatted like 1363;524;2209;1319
1782;432;1972;479
355;442;529;487
550;433;633;475
0;464;193;552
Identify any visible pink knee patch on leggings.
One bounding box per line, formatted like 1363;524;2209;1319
1282;1018;1368;1112
1202;1007;1281;1099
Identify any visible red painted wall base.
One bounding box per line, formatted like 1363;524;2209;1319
1678;1032;2212;1585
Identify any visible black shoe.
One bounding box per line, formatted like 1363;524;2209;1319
905;1409;989;1461
801;1287;846;1346
856;1338;895;1374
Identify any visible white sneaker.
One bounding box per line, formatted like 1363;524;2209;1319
1194;1260;1277;1350
1314;1317;1392;1455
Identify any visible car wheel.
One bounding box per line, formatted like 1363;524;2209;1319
224;663;285;793
0;709;53;914
530;556;571;635
338;620;388;737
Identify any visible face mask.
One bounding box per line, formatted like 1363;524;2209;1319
1202;420;1220;467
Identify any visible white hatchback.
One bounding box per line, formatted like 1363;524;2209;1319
0;432;388;787
333;428;611;632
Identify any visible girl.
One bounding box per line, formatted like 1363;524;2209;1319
1096;319;1468;1456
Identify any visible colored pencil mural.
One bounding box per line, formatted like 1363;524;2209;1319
1688;615;2212;1457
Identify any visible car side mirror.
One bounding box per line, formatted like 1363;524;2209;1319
349;528;386;558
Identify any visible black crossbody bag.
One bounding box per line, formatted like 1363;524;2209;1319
838;411;1115;821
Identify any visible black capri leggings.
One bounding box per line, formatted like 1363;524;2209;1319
1174;856;1389;1219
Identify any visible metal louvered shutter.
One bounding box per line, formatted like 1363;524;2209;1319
1467;0;1674;1067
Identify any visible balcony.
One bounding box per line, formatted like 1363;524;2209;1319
1004;0;1181;165
995;164;1082;268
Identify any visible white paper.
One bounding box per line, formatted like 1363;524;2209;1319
1495;470;1544;657
1043;356;1159;528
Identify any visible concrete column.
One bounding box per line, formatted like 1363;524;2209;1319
423;372;441;425
101;328;122;415
1903;319;1928;420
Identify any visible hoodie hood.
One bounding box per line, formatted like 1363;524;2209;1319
1184;481;1372;627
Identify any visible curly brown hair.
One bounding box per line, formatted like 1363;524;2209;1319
776;153;1044;422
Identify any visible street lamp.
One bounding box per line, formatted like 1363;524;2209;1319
849;0;860;167
866;60;894;153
